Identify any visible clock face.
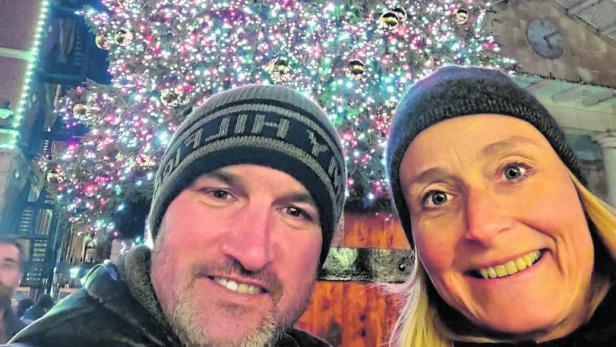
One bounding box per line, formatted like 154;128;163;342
526;19;564;59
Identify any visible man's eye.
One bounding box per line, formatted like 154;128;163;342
208;189;231;200
285;206;311;221
422;190;450;209
503;163;529;181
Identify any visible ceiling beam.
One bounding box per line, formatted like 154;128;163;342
524;79;552;93
600;22;616;36
567;0;600;15
583;91;616;107
551;85;585;103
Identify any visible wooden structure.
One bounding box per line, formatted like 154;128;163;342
296;212;410;346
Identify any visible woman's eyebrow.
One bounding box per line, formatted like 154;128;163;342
408;167;454;188
479;136;542;158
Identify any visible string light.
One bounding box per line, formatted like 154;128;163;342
48;0;514;236
4;0;51;148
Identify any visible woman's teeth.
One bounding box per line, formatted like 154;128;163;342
476;250;542;279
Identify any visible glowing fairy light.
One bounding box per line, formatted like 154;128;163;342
5;0;51;148
48;0;513;236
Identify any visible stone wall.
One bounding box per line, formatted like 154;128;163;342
489;0;616;87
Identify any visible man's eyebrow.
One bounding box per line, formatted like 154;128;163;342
194;169;242;187
280;192;317;206
479;136;542;158
1;256;18;263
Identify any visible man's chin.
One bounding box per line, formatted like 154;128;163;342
169;300;282;347
197;320;281;347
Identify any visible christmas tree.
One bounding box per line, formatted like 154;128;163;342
47;0;514;238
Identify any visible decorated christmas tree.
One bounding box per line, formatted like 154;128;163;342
46;0;514;238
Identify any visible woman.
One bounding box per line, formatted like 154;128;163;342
385;65;616;346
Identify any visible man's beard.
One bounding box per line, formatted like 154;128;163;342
170;292;283;347
162;260;316;347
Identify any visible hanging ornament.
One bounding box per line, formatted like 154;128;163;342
347;59;366;78
392;7;407;22
266;57;292;83
113;29;134;46
379;11;400;30
47;169;64;184
95;34;111;50
454;8;469;25
160;87;188;108
73;103;88;117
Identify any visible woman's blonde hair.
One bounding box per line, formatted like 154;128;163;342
388;170;616;347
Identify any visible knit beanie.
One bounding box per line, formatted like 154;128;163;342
148;84;346;265
386;65;584;243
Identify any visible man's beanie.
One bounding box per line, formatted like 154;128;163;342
148;84;346;265
386;65;584;243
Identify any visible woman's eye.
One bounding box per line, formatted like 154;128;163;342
503;163;528;181
422;190;450;209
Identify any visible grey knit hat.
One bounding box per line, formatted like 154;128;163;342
386;65;584;243
148;84;346;265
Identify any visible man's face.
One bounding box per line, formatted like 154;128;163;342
151;164;323;347
0;243;22;302
399;115;594;341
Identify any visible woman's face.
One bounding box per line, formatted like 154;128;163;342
399;114;594;340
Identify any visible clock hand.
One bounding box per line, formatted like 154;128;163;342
543;31;559;48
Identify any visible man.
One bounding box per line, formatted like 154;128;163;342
0;235;26;343
21;295;54;324
8;84;346;347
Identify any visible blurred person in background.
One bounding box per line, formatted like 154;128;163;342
0;236;27;343
21;295;54;324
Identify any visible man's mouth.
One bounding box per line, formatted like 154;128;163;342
209;276;267;295
468;250;544;280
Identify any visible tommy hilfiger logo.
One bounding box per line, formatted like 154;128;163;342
157;105;345;201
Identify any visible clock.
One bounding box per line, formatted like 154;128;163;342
526;19;565;59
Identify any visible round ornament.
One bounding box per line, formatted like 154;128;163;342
47;169;64;184
272;57;290;73
114;29;134;46
392;7;407;21
379;11;400;30
160;87;187;108
267;57;292;83
455;8;469;25
73;103;88;117
95;34;111;50
347;59;366;78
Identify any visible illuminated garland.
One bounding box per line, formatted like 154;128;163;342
48;0;514;236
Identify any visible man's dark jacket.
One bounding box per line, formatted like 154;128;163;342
5;246;329;347
1;303;26;343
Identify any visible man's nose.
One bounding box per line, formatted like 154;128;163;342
220;205;275;271
463;188;514;246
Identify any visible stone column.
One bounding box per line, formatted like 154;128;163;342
594;133;616;207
